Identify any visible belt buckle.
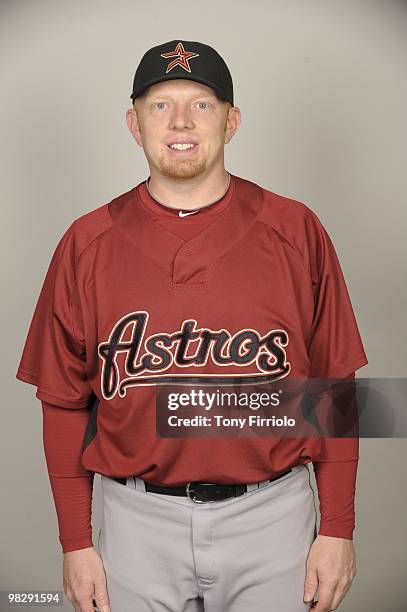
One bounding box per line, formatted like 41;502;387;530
186;481;217;504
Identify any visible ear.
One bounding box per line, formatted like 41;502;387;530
224;106;241;145
126;107;143;147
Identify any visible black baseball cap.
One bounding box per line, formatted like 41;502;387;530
130;39;234;106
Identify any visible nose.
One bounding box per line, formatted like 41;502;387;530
169;101;194;129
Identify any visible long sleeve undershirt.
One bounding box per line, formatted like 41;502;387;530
42;401;94;552
312;371;359;538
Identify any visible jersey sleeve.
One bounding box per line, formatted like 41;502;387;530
304;210;368;379
16;223;93;409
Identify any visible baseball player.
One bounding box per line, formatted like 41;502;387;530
16;39;368;612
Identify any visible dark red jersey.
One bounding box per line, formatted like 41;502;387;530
17;173;368;487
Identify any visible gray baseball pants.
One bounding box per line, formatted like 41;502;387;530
97;463;318;611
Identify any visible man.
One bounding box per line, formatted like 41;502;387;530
16;39;368;612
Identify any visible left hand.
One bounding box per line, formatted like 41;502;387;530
303;534;357;611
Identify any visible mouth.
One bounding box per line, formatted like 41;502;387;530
166;143;199;155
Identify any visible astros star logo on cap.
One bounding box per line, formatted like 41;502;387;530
160;42;200;74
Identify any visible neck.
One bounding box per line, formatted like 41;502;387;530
146;169;231;211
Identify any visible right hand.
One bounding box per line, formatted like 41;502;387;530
63;546;111;612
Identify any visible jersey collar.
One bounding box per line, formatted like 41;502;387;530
108;173;264;290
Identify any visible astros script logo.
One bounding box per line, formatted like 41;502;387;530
160;42;200;73
97;311;291;400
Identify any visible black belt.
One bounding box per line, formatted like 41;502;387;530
110;469;292;503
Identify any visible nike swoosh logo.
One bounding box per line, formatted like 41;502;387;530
179;210;198;217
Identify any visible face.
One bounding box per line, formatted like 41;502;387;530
126;79;241;180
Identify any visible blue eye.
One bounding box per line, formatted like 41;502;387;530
197;102;210;109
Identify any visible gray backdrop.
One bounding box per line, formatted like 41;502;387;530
2;0;406;610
